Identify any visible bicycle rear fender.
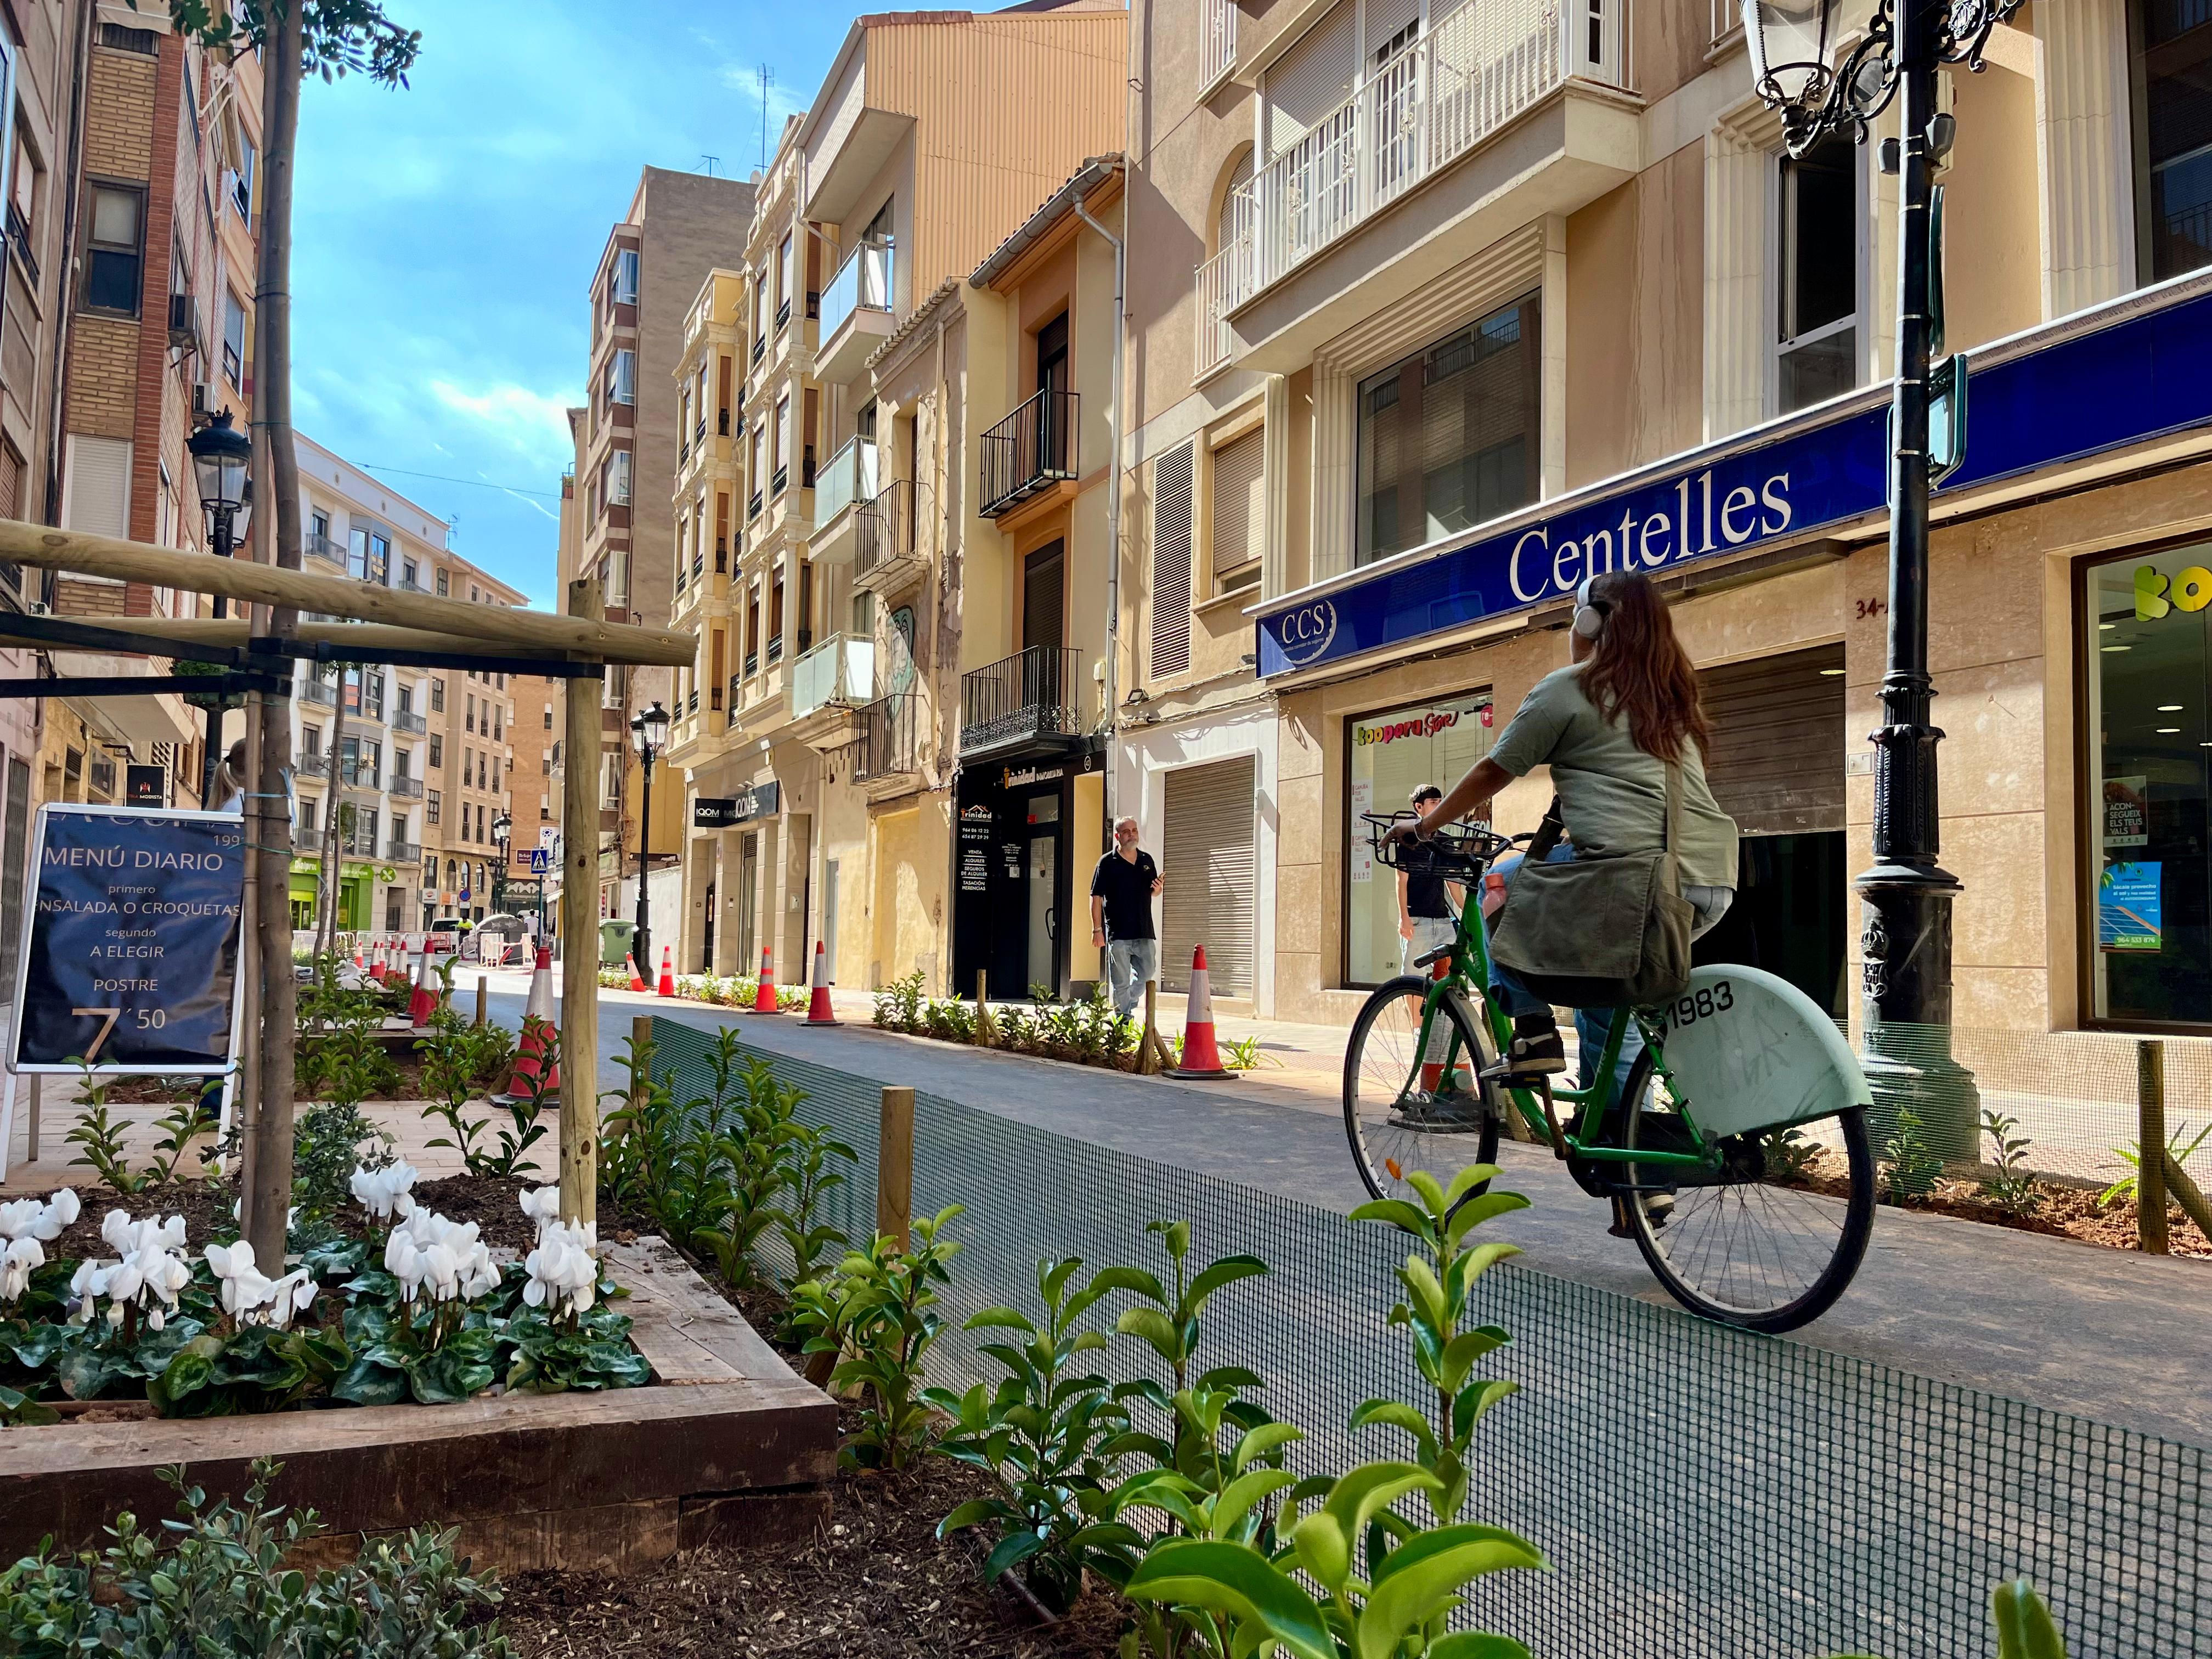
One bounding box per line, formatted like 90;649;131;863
1653;965;1870;1139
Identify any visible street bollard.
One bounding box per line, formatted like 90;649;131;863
475;975;488;1028
2138;1039;2168;1255
877;1085;915;1250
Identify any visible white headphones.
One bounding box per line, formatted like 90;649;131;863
1571;575;1609;640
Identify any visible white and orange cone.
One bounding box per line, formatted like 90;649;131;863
500;946;561;1103
749;946;780;1014
625;953;647;993
407;939;437;1028
797;940;840;1026
1171;945;1234;1080
657;946;676;998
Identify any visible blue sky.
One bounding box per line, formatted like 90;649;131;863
290;3;846;608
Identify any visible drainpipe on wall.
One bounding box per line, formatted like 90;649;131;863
1071;191;1124;835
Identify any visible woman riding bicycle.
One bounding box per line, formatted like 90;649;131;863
1396;568;1740;1084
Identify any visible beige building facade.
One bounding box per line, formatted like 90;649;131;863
1120;0;2212;1040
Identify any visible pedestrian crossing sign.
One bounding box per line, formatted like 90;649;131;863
528;848;551;874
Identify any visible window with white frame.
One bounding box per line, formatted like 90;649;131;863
607;348;636;405
777;233;794;324
610;449;632;506
1774;138;1861;416
612;246;639;304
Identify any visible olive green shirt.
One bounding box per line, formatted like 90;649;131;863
1487;664;1740;890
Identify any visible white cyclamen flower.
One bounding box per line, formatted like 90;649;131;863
519;1185;561;1240
0;1237;43;1303
349;1161;420;1221
521;1221;601;1318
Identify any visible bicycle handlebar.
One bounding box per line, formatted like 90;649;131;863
1360;812;1525;876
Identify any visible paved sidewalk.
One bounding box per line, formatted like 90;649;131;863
507;974;2211;1446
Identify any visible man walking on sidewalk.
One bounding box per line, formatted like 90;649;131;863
1091;816;1163;1019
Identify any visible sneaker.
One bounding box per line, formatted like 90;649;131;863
1387;1087;1487;1133
1478;1016;1567;1084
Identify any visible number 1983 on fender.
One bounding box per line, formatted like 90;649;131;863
1660;981;1736;1032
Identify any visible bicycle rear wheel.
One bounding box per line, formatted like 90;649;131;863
1620;1047;1874;1333
1344;977;1503;1206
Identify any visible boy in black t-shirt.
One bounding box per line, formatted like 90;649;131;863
1089;816;1162;1018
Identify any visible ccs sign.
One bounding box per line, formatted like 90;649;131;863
1276;599;1337;667
2137;564;2212;619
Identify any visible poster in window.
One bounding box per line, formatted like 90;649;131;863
9;805;245;1074
2102;775;2148;849
2098;862;2162;952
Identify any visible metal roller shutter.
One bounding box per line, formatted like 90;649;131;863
1262;0;1357;155
1161;755;1256;998
1150;441;1194;678
1210;428;1265;580
1697;644;1846;836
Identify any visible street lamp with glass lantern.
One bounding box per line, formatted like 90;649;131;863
629;701;670;978
185;411;253;805
1741;0;2011;1146
491;809;512;918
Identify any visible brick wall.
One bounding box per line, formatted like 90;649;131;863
64;317;138;438
84;48;156;179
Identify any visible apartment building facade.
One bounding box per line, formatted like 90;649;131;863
36;8;261;829
573;166;755;926
1123;0;2212;1039
668;4;1127;998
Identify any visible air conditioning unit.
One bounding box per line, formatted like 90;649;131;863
24;599;49;616
191;382;216;417
168;294;200;352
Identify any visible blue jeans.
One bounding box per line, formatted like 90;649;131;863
1487;844;1733;1098
1104;936;1160;1019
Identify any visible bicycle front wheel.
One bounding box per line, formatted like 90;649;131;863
1621;1047;1875;1333
1344;977;1503;1206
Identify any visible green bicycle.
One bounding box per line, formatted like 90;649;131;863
1348;813;1876;1333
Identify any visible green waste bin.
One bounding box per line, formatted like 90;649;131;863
599;919;636;967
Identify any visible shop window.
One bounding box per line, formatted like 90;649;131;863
2132;0;2212;281
2086;545;2212;1026
1344;691;1494;986
1355;293;1539;567
1775;138;1860;415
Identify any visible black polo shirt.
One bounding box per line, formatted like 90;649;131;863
1090;849;1159;941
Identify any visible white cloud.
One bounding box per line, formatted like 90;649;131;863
425;380;574;466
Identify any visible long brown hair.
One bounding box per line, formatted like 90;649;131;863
1577;569;1711;763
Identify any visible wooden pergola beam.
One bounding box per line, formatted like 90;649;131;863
0;519;692;667
68;616;623;665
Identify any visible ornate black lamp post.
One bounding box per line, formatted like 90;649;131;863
185;411;252;806
491;809;512;916
1743;0;2010;1145
629;701;670;979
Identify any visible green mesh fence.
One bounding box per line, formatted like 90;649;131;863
647;1019;2207;1659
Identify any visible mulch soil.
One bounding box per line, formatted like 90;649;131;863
1784;1154;2212;1258
496;1416;1127;1659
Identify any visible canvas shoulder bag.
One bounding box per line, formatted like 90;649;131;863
1487;763;1695;1009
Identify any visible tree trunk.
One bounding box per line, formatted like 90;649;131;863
244;5;307;1274
316;678;347;958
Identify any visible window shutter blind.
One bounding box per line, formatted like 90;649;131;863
1210;428;1265;579
1150;441;1194;679
1263;0;1358;156
64;436;131;539
1365;0;1421;58
1697;645;1846;836
1161;756;1257;998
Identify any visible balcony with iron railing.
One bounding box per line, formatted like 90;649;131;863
855;692;920;785
979;390;1077;518
853;478;923;596
388;776;424;800
295;752;330;778
1192;0;1630;377
301;677;338;707
790;631;873;721
810;436;879;562
959;645;1084;757
391;708;426;735
817;236;896;383
304;531;346;569
388;839;420;864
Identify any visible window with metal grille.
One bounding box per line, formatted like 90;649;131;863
1149;441;1194;679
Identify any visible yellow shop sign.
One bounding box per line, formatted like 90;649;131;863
2137;564;2212;619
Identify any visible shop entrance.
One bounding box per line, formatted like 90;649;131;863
1696;644;1849;1016
702;880;716;973
955;756;1096;1001
735;834;759;972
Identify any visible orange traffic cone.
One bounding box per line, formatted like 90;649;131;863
657;946;676;997
500;946;561;1103
1419;955;1456;1092
797;940;840;1027
407;939;437;1028
749;946;780;1014
625;953;647;992
1171;945;1234;1080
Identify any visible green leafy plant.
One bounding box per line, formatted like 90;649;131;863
63;1067;149;1195
928;1258;1146;1613
1883;1108;1943;1204
417;1012;527;1179
0;1456;511;1657
778;1120;858;1290
873;970;926;1032
1762;1124;1822;1184
1978;1110;2043;1216
923;996;978;1043
2101;1120;2210;1207
1219;1035;1279;1071
148;1322;353;1418
292;1101;392;1230
142;1097;217;1186
692;1047;808;1294
790;1206;963;1470
1348;1166;1525;1527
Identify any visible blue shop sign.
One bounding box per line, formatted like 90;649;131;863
1257;280;2212;676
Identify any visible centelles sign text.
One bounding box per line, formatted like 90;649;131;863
1256;279;2212;676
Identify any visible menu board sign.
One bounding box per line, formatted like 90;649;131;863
8;805;245;1074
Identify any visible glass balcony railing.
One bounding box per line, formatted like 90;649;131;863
790;632;874;720
391;709;426;735
814;436;878;526
819;236;894;340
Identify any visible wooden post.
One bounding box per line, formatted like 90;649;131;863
973;969;996;1046
2138;1039;2169;1255
25;1076;37;1164
630;1014;653;1115
475;975;488;1028
2163;1150;2212;1240
877;1085;914;1250
558;577;606;1227
1138;981;1162;1075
